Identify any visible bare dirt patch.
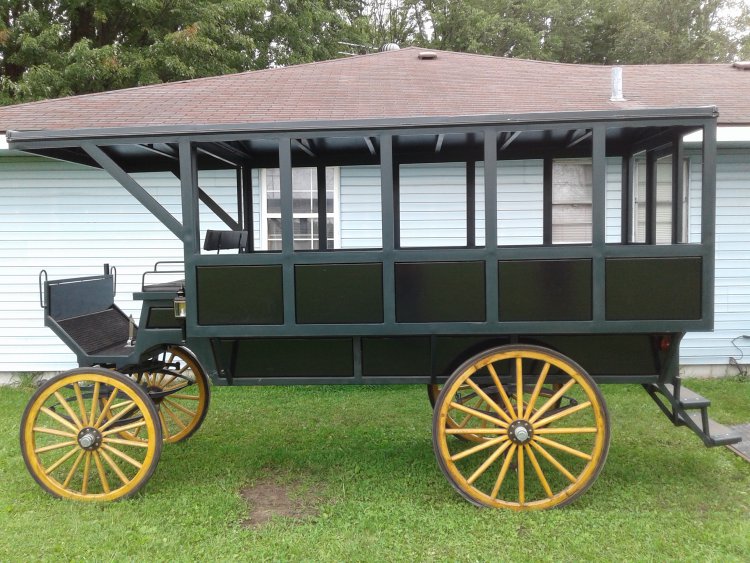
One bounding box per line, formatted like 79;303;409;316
240;475;323;528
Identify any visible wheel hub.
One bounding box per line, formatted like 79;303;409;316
507;420;533;444
77;427;102;450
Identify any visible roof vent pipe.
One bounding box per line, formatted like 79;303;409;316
610;66;625;101
418;51;437;60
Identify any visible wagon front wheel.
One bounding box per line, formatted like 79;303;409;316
20;367;162;501
433;345;610;510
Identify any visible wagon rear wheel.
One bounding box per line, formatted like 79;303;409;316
128;346;210;443
432;345;610;510
20;368;162;501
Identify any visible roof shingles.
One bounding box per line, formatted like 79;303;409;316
0;47;747;134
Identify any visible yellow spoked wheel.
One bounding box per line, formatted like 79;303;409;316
20;368;162;501
433;345;610;510
127;346;210;444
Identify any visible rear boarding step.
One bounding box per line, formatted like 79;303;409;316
644;380;742;447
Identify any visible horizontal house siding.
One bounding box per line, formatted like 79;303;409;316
0;154;253;372
682;151;750;367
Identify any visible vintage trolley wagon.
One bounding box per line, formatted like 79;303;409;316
10;106;741;509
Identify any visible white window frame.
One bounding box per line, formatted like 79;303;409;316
632;157;690;243
259;167;341;250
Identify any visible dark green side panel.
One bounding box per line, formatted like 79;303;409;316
146;307;181;329
213;338;353;378
606;257;702;320
362;337;431;376
197;266;283;325
498;259;592;321
295;263;383;324
395;261;485;323
539;334;660;376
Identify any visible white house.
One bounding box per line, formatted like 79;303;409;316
1;48;749;376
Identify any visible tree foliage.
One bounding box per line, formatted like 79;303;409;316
1;0;748;106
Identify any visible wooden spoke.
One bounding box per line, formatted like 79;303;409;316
102;444;143;469
93;451;111;493
35;440;77;454
163;382;189;392
101;419;145;436
449;402;508;428
73;383;88;427
529;440;576;483
109;400;135;412
534;427;598;435
95;388;119;427
450;436;508;462
523;363;550;420
81;452;92;495
33;426;76;438
518;443;525;505
487;364;516;418
533;435;593;460
62;450;85;489
53;391;83;429
446;428;505;435
515;357;524;419
525;444;553;498
527;379;576;424
98;401;136;432
168;393;200;401
99;449;129;486
162;398;197;418
40;407;79;433
490;443;517;499
103;436;150;448
161;403;187;430
45;445;79;474
158;410;169;434
89;382;100;429
464;379;513;424
158;373;176;388
534;401;592;429
467;440;513;485
456;409;475;429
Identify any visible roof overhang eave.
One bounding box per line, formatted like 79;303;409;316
6;106;719;150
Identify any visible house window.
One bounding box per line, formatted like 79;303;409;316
260;167;340;250
633;156;689;243
552;159;592;244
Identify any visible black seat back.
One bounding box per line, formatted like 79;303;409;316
204;230;249;253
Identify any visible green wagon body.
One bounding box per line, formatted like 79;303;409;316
13;107;741;507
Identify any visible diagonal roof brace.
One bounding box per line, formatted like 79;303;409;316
83;143;184;238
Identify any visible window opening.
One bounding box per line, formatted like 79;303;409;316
551;158;592;244
260;167;339;250
633;156;689;244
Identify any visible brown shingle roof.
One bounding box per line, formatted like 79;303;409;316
0;47;747;134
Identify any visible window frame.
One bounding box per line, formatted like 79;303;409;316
258;166;341;251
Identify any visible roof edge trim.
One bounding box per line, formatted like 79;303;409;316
7;107;718;146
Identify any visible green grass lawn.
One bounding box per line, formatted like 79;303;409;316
1;380;748;561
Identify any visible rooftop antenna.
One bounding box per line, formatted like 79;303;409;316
337;41;373;57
